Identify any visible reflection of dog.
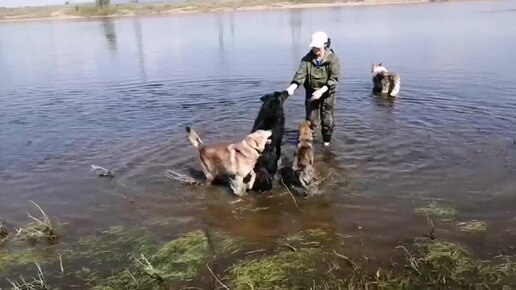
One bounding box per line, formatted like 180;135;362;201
186;127;272;196
293;121;315;192
248;91;288;191
372;63;401;97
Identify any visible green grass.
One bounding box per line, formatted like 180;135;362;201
90;228;242;289
415;201;458;219
0;248;46;272
2;224;515;289
228;248;325;290
67;5;121;17
457;220;488;233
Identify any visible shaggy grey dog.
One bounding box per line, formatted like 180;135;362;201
372;63;401;97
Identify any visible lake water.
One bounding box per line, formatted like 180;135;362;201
1;0;516;287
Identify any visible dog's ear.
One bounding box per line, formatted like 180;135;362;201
260;93;272;103
245;134;260;150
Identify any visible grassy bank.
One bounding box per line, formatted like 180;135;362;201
1;225;515;289
1;200;514;288
1;0;458;22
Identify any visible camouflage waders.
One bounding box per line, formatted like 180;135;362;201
305;88;336;143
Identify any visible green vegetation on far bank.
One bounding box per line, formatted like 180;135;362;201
1;0;457;22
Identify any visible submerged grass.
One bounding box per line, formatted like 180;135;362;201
225;228;516;290
89;228;242;289
2;223;515;289
229;248;325;289
6;261;47;290
0;247;46;272
415;201;458;219
457;220;488;233
278;228;334;245
408;240;516;288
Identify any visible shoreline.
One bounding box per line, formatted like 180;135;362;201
0;0;487;23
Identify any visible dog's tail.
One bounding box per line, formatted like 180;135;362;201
185;127;204;149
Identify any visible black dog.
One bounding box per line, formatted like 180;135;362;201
246;91;287;192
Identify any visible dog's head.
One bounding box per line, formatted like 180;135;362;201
259;90;288;106
252;91;288;132
372;63;388;75
244;130;273;153
298;120;313;142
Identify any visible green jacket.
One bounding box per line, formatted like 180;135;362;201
290;49;341;92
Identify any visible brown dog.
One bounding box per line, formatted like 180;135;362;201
292;121;315;191
186;127;272;196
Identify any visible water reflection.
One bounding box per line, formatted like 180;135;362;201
289;9;302;45
217;14;224;53
229;12;235;44
289;8;303;62
100;18;117;51
133;18;147;81
371;94;396;111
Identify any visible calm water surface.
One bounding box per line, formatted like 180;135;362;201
1;0;516;286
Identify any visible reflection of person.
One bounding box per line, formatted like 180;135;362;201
286;31;341;146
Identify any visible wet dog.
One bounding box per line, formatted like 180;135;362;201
292;121;315;193
372;63;401;97
186;127;272;196
247;91;288;192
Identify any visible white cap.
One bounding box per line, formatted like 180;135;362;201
309;31;328;49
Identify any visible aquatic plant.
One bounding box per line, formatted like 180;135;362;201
415;201;458;219
226;228;343;290
16;201;59;242
457;220;488;233
228;248;325;289
6;261;47;290
0;248;46;272
3;224;515;289
90;229;242;289
407;240;516;288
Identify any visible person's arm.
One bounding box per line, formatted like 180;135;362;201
326;54;340;91
286;58;308;95
291;58;308;87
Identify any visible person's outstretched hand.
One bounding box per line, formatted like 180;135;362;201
286;84;298;96
311;86;328;100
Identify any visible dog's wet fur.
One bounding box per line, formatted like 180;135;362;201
372;63;401;97
293;121;315;193
245;91;288;192
186;127;272;196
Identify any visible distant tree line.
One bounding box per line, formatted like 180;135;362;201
96;0;111;8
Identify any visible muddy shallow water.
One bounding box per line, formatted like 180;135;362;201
1;0;516;287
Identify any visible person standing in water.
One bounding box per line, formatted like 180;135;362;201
286;31;341;147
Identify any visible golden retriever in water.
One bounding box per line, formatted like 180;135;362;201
186;127;272;196
293;121;315;191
